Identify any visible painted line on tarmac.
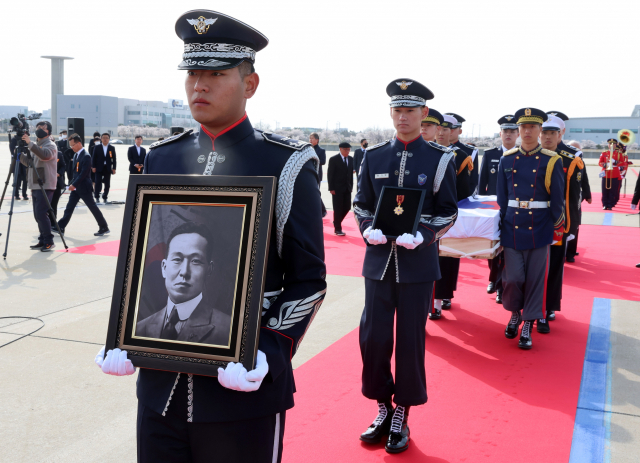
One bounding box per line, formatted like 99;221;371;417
0;331;102;346
569;297;612;463
602;213;613;226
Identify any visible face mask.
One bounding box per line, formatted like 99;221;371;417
363;143;369;149
35;129;48;139
60;134;66;140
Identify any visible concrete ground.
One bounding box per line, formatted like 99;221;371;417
0;144;638;462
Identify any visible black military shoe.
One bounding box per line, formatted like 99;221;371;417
518;321;533;349
429;308;442;320
547;310;556;321
442;299;452;310
495;289;503;304
94;227;110;236
385;405;410;454
360;401;394;444
536;318;550;334
566;256;575;263
505;311;521;339
487;282;496;294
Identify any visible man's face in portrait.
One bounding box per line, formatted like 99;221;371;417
162;232;212;304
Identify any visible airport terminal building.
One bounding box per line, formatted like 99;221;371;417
564;106;640;144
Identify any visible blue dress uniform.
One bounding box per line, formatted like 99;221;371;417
136;11;326;463
354;78;458;454
497;108;565;349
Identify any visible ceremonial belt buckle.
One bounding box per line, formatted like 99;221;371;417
519;201;530;209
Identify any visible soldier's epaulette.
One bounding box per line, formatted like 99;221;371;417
426;141;451;152
366;139;391;151
559;150;575;159
541;149;558;157
149;130;193;150
260;131;310;151
503;147;519;156
458;141;477;151
563;144;579;153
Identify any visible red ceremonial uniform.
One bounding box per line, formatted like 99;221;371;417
598;150;622;179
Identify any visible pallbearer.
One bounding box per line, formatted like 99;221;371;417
446;113;480;193
497;108;564;350
420;108;444;142
430;114;473;318
354;78;458;453
478;115;518;304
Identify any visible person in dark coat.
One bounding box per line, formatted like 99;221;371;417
92;133;117;202
309;132;327;217
327;142;354;235
446;113;479;194
49;149;67;226
88;132;101;187
95;11;326;463
353;138;368;179
128;135;146;174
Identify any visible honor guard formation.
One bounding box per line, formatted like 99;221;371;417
84;8;632;462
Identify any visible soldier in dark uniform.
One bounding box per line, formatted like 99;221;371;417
430;114;473;317
94;10;326;463
309;132;328;217
546;111;592;263
419;108;443;142
446;113;480;194
539;115;585;330
354;138;368;179
354;79;458;453
497;108;565;349
478;115;518;304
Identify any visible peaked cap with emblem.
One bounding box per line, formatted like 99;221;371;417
175;10;269;71
542;114;564;132
514;107;547;125
445;113;464;128
422;108;443;125
440;114;459;129
498;114;518;130
386;78;434;107
546;111;569;121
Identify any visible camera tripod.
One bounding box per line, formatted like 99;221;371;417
3;147;69;258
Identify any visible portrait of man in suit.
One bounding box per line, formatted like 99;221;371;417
135;221;232;346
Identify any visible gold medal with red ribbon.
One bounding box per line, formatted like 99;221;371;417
394;195;405;215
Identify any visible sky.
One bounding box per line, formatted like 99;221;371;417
1;0;640;136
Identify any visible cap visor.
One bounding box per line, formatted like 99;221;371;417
178;57;246;71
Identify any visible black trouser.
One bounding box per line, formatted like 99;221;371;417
49;186;63;223
32;189;55;245
601;178;620;208
58;188;108;230
13;164;27;198
488;251;504;290
434;256;459;300
137;376;285;463
95;171;111;199
360;267;432;406
503;245;550;321
331;190;351;232
566;227;579;259
545;235;567;313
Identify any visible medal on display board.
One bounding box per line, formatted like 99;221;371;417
371;186;426;240
394;195;405;215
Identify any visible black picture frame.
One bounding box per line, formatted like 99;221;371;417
105;174;276;377
371;186;426;239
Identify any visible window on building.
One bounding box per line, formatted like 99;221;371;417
71;104;75;109
96;106;99;112
584;129;610;133
569;128;582;133
128;111;141;115
143;111;147;115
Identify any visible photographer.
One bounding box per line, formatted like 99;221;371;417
20;120;58;252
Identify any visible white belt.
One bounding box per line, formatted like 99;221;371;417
508;200;549;209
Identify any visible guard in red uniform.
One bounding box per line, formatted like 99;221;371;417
599;139;622;210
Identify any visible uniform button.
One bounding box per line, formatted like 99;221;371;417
515;226;519;229
516;156;520;159
531;184;534;187
395;170;399;175
405;171;410;176
514;184;518;186
516;198;519;201
529;227;532;230
397;152;401;157
530;198;533;201
536;156;540;159
529;211;533;215
516;212;519;215
533;169;536;172
513;169;517;173
408;153;413;157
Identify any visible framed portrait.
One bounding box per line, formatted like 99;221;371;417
105;174;276;376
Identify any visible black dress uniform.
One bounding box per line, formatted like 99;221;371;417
326;143;354;234
354;79;458;454
497;108;565;349
354;146;366;178
446;113;480;194
137;11;327;463
312;143;327;216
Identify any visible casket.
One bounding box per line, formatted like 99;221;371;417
438;195;502;259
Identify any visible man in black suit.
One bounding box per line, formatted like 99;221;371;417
128;135;146;174
136;222;232;346
92;132;117;202
55;133;109;236
309;132;327;217
353;138;368;179
88;131;102;188
327;142;354;236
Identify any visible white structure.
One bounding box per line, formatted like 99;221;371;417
564;107;640;144
41;56;73;135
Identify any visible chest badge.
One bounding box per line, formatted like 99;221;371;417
418;173;427;185
394;195;405;215
197;154;206;163
577;172;582;182
217;154;226;163
375;173;389;179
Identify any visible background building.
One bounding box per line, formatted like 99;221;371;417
564;106;640;144
0;105;29;120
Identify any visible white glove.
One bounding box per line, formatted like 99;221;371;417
363;227;387;245
632;204;637;210
95;346;136;376
217;350;269;392
395;231;424;250
552;240;559;245
567;234;575;242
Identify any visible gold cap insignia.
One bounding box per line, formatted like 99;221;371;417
396;80;412;91
186;16;218;34
525;108;532;116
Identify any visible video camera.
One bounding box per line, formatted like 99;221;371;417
8;112;42;157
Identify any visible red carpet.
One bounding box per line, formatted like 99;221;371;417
323;212;365;278
283;224;640;462
59;239;121;256
582;192;635;214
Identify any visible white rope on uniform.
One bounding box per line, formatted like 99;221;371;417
275;145;318;258
433;149;456;194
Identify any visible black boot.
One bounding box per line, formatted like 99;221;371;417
442;299;452;310
518;321;533;349
360;401;394;444
537;318;550;334
547;310;556;321
385;405;410;454
505;311;521;339
495;289;503;304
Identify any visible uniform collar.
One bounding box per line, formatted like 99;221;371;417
199;113;254;151
392;134;424;151
518;144;542;156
